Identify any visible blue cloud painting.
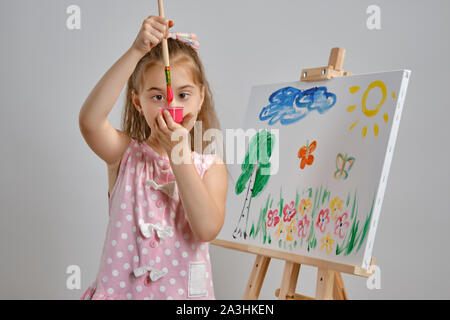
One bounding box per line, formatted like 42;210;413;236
258;86;337;125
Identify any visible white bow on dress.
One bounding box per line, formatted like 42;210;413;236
139;222;174;240
133;266;167;281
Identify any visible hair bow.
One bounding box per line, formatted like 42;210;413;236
139;221;174;240
133;266;167;281
168;32;199;50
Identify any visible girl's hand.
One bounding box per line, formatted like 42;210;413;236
131;16;173;57
154;110;196;162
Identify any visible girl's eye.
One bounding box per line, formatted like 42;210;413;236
152;94;165;101
179;93;190;99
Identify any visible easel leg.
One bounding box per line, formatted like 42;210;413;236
243;255;271;299
278;261;300;300
315;268;335;300
333;272;348;300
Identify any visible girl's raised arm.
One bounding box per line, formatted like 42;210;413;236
79;16;170;164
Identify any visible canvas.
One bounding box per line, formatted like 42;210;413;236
219;70;411;269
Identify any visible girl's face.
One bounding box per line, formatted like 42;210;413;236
132;61;205;133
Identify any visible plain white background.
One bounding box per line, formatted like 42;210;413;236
0;0;449;299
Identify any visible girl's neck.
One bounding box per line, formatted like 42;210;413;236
145;136;168;158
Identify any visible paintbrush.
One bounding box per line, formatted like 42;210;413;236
158;0;173;107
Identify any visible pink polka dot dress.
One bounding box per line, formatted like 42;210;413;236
80;138;217;300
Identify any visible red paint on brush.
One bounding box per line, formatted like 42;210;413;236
167;86;174;107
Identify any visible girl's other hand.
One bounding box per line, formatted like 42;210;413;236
131;16;173;57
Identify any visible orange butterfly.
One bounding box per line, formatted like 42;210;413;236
298;140;317;170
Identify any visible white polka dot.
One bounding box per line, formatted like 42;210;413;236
112;270;119;277
151;194;157;201
138;218;144;225
165;249;171;255
134;207;139;213
107;288;114;295
123;263;130;270
126;215;132;221
128;244;134;251
107;258;113;264
120;281;126;288
111;240;117;246
126;293;132;299
169;278;176;285
191;244;196;250
120;203;126;210
170;212;176;219
156;256;161;263
149;259;155;266
167;296;173;300
134;177;139;184
200;244;205;250
126;185;132;192
121;233;128;240
132;226;137;233
130;167;135;174
160;286;166;292
102;276;108;283
136;285;142;292
184;233;190;240
180;270;186;277
142;248;148;255
138;189;143;196
133;256;139;263
150;166;154;172
137;237;142;244
115;221;122;228
136;152;142;157
117;251;123;258
131;196;135;203
158;160;164;167
142;200;147;207
182;252;188;258
172;259;178;266
148;211;154;218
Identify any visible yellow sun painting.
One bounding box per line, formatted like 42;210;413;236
347;80;396;138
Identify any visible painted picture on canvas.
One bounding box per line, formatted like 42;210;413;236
218;70;411;269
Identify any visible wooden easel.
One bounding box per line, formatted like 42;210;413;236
212;48;375;300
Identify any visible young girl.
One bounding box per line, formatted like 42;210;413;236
78;15;228;300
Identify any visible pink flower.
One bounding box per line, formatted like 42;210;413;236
266;209;280;227
297;215;310;238
315;209;330;233
282;201;297;223
334;212;350;239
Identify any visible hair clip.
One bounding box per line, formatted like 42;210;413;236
168;32;200;50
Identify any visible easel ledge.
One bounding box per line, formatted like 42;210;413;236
212;239;374;277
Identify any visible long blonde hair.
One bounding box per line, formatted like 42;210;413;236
122;38;221;155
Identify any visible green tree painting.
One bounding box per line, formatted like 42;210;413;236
232;130;275;239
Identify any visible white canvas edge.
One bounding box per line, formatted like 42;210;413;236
361;70;412;269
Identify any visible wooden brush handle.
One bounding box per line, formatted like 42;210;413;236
158;0;170;67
